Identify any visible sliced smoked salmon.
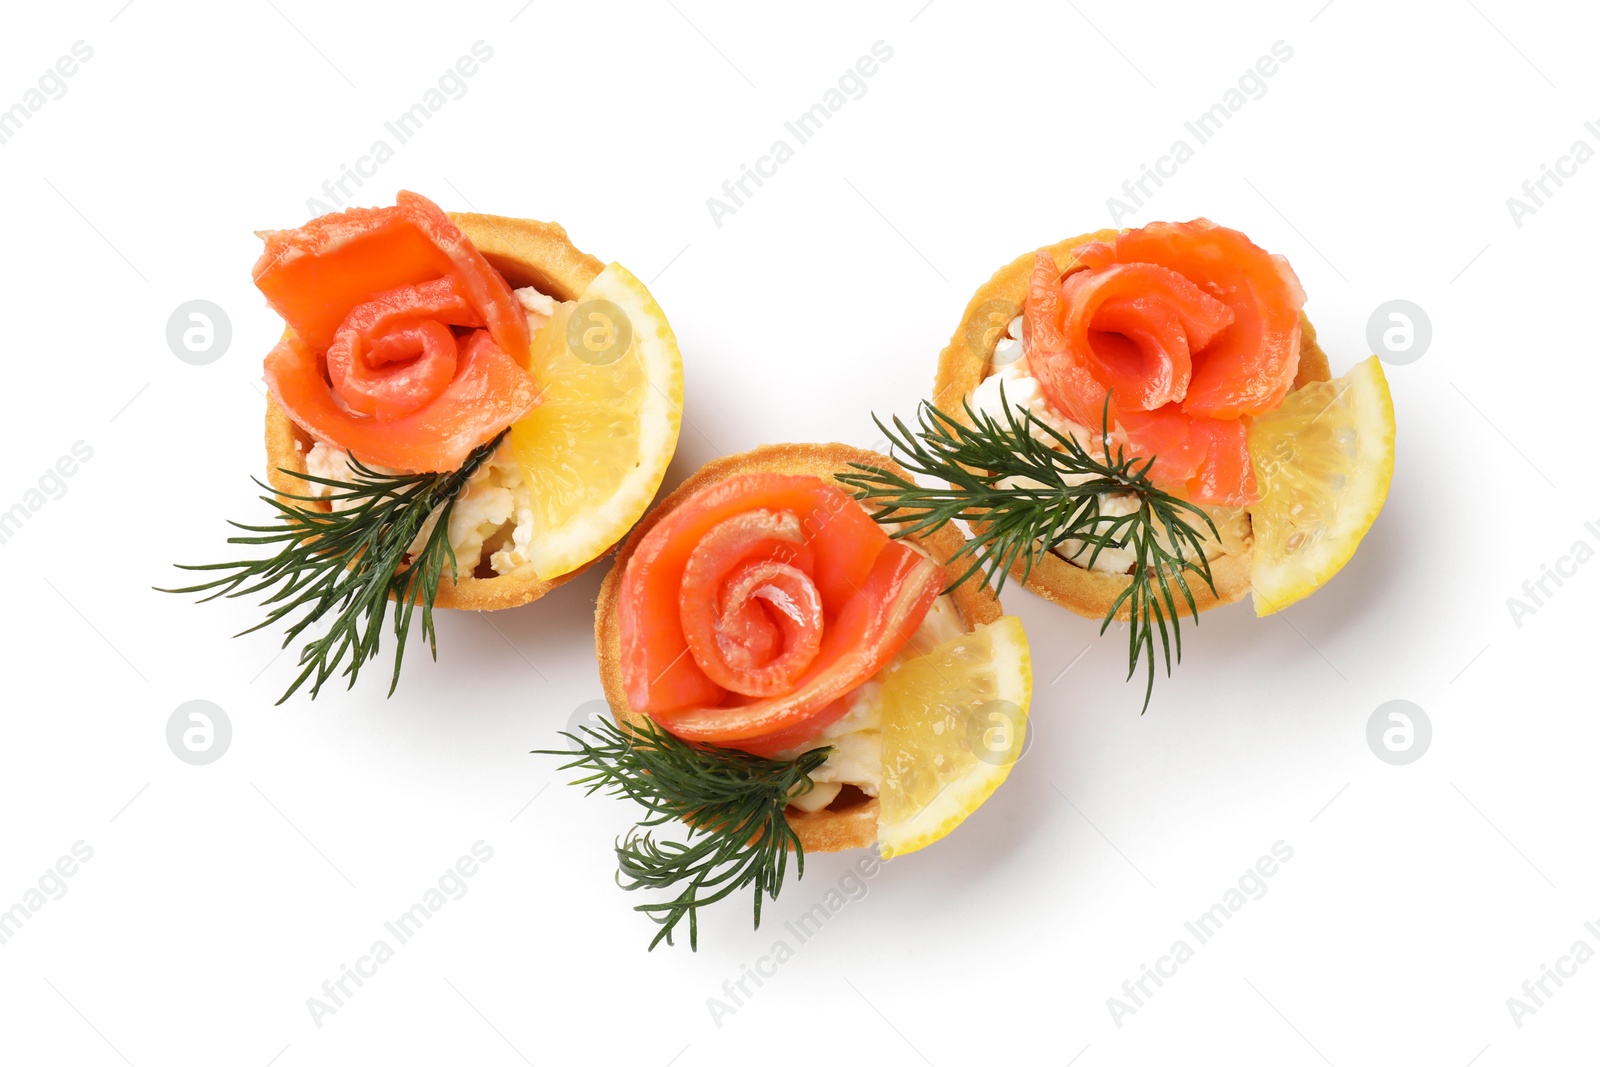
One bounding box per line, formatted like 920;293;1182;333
1024;219;1305;505
255;192;536;473
323;276;485;421
266;327;538;475
1115;220;1304;420
618;472;942;755
254;191;528;360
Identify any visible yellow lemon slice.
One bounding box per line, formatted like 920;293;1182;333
877;615;1033;860
1246;355;1395;615
509;263;683;580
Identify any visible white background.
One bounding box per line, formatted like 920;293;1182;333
1;1;1595;1064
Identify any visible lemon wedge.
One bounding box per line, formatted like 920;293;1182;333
508;263;683;580
877;615;1033;860
1246;355;1395;616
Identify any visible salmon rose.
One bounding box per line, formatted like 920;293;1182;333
617;473;943;756
255;191;538;473
1024;218;1306;505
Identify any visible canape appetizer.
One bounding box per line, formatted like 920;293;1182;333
542;444;1034;948
167;192;683;700
843;220;1394;707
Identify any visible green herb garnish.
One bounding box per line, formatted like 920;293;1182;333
835;390;1220;711
161;432;505;703
537;717;831;950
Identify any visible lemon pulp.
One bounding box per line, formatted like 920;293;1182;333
1246;355;1395;615
877;615;1033;859
508;263;683;580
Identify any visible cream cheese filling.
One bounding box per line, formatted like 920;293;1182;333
783;593;966;814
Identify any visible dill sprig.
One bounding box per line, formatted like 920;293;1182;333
835;390;1220;711
161;432;505;703
536;717;832;951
